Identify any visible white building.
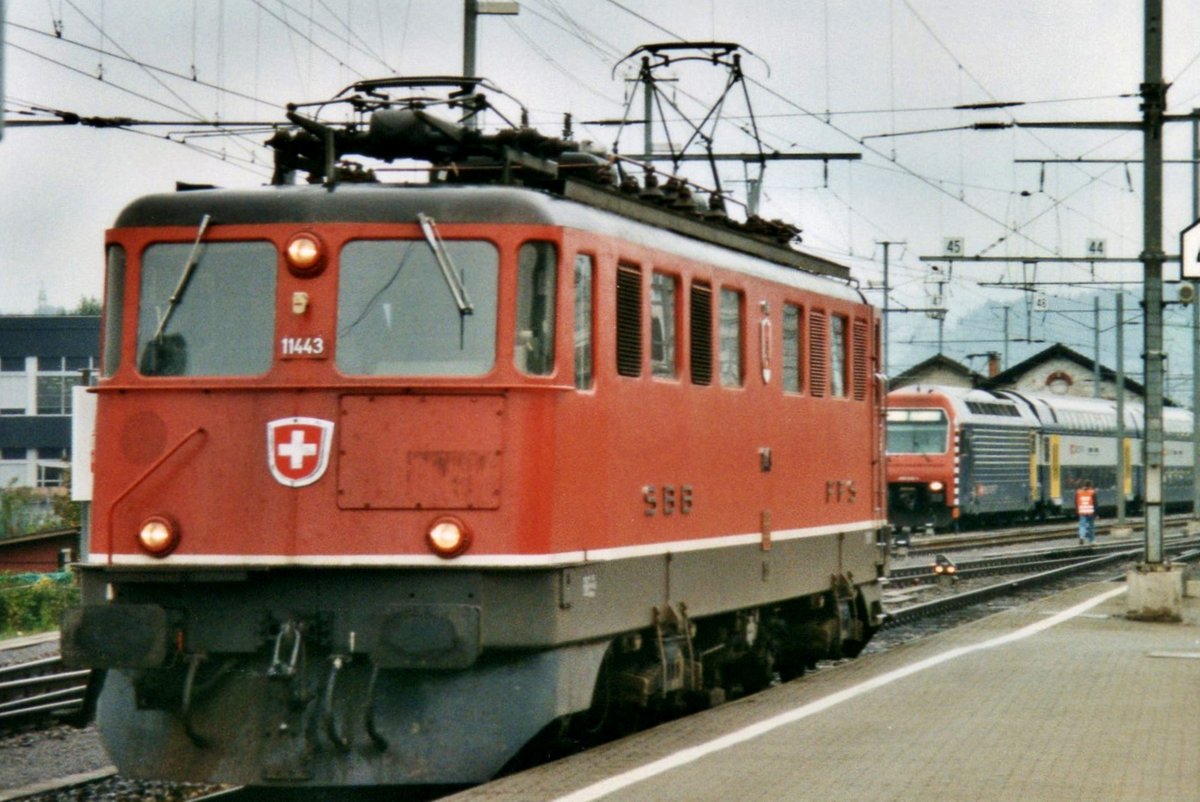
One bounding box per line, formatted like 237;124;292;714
0;316;100;490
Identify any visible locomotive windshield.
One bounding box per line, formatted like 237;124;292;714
886;408;949;454
337;239;499;376
137;241;277;376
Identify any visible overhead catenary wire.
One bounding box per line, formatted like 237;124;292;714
7;1;1194;371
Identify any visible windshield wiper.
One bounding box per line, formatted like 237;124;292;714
153;214;212;342
417;212;474;317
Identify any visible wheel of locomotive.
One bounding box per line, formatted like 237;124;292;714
838;587;881;659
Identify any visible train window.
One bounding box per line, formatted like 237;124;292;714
102;245;126;377
719;288;743;387
809;310;827;396
573;254;594;389
650;271;678;379
782;303;804;393
337;239;498;376
616;264;642;377
137;241;276;377
514;242;558;376
830;315;848;397
886;408;949;454
689;282;713;385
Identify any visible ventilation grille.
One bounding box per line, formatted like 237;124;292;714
690;283;713;385
853;318;869;401
809;310;827;397
616;265;642;377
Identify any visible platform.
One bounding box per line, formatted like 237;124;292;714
447;581;1200;801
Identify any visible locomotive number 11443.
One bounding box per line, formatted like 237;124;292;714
280;336;327;358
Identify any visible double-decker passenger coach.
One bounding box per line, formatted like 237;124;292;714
62;78;888;791
887;383;1195;532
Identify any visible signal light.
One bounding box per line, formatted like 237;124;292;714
427;516;472;558
932;554;957;575
285;233;326;276
137;514;180;557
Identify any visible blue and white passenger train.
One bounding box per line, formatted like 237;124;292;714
886;384;1195;531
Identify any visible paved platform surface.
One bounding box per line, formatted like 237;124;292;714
448;581;1200;801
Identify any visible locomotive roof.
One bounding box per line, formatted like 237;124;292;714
112;183;863;303
890;384;1038;426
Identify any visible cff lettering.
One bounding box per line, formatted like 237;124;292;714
825;480;857;503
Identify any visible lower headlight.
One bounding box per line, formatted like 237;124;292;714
137;515;180;557
929;481;945;492
427;516;472;558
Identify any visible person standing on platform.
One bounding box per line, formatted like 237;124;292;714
1075;479;1097;544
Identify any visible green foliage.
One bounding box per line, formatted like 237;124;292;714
50;470;82;529
0;476;80;538
0;573;79;637
0;479;39;537
70;296;102;316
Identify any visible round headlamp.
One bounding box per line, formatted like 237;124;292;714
426;516;472;559
285;232;326;276
137;514;180;557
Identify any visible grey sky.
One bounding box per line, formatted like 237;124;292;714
3;2;1200;372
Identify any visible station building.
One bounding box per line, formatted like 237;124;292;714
892;343;1151;403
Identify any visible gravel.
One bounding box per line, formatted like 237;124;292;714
0;724;114;799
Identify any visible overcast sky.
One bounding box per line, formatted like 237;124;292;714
5;1;1200;374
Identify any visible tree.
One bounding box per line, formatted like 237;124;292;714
71;296;102;315
0;479;37;537
51;470;82;529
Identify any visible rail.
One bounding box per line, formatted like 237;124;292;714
0;654;88;732
884;539;1200;628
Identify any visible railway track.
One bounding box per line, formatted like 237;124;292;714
883;536;1200;628
0;653;88;734
7;527;1198;801
888;532;1200;584
899;512;1198;555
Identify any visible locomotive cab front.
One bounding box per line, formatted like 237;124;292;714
886;405;956;531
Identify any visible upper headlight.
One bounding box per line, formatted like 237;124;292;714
285;232;326;276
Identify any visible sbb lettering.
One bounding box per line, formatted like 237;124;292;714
643;484;694;516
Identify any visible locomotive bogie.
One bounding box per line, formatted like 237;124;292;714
95;637;612;785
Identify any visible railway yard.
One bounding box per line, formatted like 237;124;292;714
4;522;1197;802
8;3;1200;801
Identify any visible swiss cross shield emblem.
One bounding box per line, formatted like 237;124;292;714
267;417;334;487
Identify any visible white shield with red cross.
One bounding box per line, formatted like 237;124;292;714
267;417;334;488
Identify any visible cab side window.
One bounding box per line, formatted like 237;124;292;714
782;302;804;393
514;242;557;376
651;271;678;379
831;314;847;397
574;254;594;389
719;287;743;388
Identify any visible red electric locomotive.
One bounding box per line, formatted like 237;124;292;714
63;78;888;790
